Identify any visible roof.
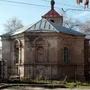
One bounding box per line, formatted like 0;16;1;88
51;22;85;36
42;9;62;18
11;18;84;36
12;25;31;35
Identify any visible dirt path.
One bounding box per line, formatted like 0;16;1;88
1;87;90;90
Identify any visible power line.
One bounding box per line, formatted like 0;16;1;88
0;0;49;7
0;0;83;9
0;0;90;12
62;8;90;12
41;0;84;9
42;0;90;12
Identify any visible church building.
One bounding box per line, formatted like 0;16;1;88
1;0;88;81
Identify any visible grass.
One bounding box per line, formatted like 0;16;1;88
65;81;90;89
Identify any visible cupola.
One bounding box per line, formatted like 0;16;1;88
42;0;63;26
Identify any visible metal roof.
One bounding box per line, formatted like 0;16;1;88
50;22;85;36
12;24;32;35
11;18;84;36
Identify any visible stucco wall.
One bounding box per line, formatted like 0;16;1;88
2;37;11;79
23;33;85;80
1;32;85;81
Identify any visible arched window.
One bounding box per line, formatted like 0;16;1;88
14;39;22;64
64;47;70;64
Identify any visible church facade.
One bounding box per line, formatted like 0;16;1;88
1;0;90;81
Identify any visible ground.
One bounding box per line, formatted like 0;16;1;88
1;87;90;90
1;82;90;90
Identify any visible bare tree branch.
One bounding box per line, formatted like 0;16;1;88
79;21;90;33
4;17;24;34
63;18;81;30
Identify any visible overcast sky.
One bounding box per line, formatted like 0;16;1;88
0;0;90;35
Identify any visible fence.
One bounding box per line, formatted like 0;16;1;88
1;64;88;83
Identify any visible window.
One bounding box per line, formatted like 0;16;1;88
64;47;69;64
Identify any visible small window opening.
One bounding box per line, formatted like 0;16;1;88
50;20;55;23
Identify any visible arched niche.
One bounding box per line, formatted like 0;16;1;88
33;37;49;63
14;39;22;64
33;37;48;47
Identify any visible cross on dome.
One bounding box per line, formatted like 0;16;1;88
51;0;55;10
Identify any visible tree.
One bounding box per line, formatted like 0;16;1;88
79;21;90;33
4;17;24;33
63;18;81;29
